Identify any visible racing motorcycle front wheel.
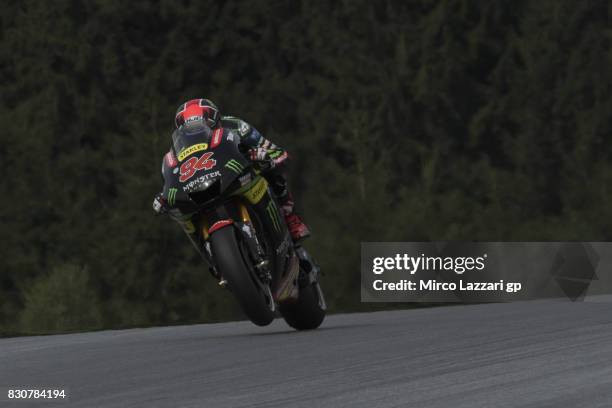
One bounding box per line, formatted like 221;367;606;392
210;226;275;326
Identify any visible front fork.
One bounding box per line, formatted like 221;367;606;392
235;202;272;283
196;200;271;285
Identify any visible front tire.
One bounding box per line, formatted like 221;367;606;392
210;226;275;326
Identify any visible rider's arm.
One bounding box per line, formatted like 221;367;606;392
153;150;178;214
222;116;288;168
222;116;272;148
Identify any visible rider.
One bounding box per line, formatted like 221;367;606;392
153;98;310;243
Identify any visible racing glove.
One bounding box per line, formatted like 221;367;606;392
248;147;288;169
152;193;168;214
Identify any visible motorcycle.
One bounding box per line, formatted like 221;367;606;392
160;122;326;329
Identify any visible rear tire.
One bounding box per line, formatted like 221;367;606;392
210;226;275;326
279;282;326;330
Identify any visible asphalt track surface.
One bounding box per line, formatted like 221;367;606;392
2;298;612;408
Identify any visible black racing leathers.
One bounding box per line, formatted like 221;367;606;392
218;115;290;200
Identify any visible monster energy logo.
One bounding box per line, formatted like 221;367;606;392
225;159;244;174
168;188;177;206
269;150;282;159
266;201;282;232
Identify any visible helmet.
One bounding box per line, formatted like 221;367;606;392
174;98;220;129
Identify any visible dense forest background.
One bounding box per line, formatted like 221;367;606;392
1;0;611;335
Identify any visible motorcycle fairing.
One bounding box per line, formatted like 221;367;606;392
162;128;250;214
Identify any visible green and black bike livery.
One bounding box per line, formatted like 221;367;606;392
160;121;326;329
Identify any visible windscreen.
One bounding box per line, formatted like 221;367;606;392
171;120;213;158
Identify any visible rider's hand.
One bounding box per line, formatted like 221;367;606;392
152;193;168;215
248;147;269;162
248;148;288;169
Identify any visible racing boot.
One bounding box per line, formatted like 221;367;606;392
266;171;311;242
285;213;310;242
278;191;311;242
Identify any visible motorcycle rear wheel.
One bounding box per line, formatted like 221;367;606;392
279;279;326;330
